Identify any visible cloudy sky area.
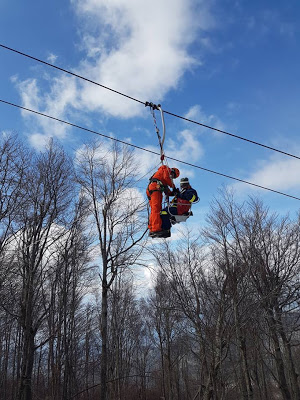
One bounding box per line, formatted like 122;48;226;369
1;0;300;223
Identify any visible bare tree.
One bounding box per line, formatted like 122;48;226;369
76;140;147;400
243;200;300;400
106;273;147;400
44;196;94;400
204;193;257;400
0;140;74;400
0;134;28;276
0;134;28;399
146;270;187;400
205;191;300;400
151;230;233;400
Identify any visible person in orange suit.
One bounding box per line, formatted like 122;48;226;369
146;166;180;237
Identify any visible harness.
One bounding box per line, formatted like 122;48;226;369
166;189;198;221
147;177;167;199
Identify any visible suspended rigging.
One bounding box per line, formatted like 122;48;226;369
145;102;198;238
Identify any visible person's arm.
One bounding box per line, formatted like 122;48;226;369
167;187;179;196
162;166;175;188
179;188;198;202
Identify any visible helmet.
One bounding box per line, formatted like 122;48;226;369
171;167;180;178
180;177;190;188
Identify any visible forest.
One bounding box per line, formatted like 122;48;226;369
0;134;300;400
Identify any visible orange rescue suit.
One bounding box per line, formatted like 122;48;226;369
146;165;175;233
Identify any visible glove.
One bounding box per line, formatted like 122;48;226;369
172;187;180;196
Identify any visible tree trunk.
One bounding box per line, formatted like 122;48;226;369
166;338;174;400
282;340;300;400
275;308;300;400
233;301;253;399
239;336;253;399
18;327;35;400
268;311;291;400
101;278;108;400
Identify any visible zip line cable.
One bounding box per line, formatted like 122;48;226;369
1;43;300;161
163;110;300;161
1;98;300;202
0;44;144;106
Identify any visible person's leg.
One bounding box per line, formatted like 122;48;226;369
161;208;171;230
149;190;162;232
146;188;152;231
167;206;178;225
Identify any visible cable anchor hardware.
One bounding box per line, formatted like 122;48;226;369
145;101;166;163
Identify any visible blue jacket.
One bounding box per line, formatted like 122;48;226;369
177;187;198;202
176;187;198;214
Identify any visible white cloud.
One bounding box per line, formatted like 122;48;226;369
15;0;216;147
134;262;158;292
73;0;214;117
47;53;58;64
168;129;204;163
134;145;162;177
248;158;300;191
17;78;41;113
184;104;226;136
29;133;52;150
134;125;204;180
16;75;79;140
230;155;300;196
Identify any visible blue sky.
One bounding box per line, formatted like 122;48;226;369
1;0;300;228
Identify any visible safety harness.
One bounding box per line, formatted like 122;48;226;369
164;189;198;223
146;177;168;199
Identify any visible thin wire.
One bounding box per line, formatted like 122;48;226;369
0;44;144;106
163;110;300;161
1;43;300;161
1;98;300;202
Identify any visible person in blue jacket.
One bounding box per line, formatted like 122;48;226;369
160;177;198;236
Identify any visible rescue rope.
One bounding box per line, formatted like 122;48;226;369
145;102;172;209
145;102;165;164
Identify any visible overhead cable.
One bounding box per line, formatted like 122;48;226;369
1;98;300;202
0;44;144;106
1;43;300;161
163;110;300;161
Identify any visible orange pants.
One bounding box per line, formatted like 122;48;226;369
146;182;163;232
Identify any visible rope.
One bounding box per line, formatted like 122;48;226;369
146;102;165;164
